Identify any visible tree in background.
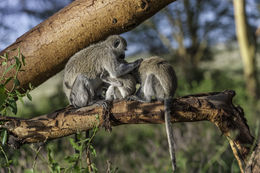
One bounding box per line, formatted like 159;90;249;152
127;0;235;83
233;0;259;99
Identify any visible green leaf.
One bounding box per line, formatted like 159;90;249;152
5;53;8;60
65;154;79;163
2;61;7;66
0;86;7;108
52;163;61;173
8;100;17;115
69;138;80;151
8;160;13;164
0;53;8;60
14;56;21;71
29;83;33;90
1;130;7;146
3;63;15;76
90;145;97;157
27;93;32;101
4;77;13;86
14;78;20;86
21;54;26;66
24;169;34;173
47;147;54;164
18;96;24;105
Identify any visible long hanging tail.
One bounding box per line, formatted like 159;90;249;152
164;98;176;172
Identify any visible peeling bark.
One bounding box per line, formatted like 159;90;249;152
0;90;255;172
0;0;176;92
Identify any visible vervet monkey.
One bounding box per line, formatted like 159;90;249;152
63;35;142;108
133;56;177;101
102;56;177;171
135;56;177;171
102;56;177;101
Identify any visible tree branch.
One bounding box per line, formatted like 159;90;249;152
0;90;254;172
0;0;176;92
245;139;260;173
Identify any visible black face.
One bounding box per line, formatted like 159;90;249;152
118;53;125;59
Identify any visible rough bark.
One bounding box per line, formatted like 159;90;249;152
233;0;259;99
0;0;176;92
245;139;260;173
0;90;254;172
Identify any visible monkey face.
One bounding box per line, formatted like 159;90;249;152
113;38;127;55
107;35;127;59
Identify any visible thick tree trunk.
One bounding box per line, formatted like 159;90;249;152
0;0;175;92
0;90;254;173
233;0;259;99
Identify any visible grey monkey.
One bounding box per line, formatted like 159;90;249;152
63;35;142;108
133;56;177;102
102;56;177;101
100;58;137;101
103;56;178;171
135;56;178;171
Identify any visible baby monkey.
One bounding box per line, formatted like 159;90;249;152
102;56;178;171
100;57;137;101
101;72;136;100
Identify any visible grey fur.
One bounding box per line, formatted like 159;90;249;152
100;56;178;171
63;35;142;107
100;68;137;100
137;56;177;101
135;56;178;171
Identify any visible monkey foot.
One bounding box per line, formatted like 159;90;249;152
95;100;113;132
125;95;147;102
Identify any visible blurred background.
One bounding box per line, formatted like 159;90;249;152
0;0;260;172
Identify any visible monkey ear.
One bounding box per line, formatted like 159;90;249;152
113;39;120;48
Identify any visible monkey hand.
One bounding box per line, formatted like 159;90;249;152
100;71;109;79
134;58;143;66
100;72;123;87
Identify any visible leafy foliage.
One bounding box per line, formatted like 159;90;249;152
0;49;33;116
0;49;33;172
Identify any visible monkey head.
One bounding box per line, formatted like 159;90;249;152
106;35;127;60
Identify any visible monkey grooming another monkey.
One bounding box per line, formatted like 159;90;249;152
63;35;142;108
102;74;136;101
100;67;136;101
102;56;177;102
103;56;178;171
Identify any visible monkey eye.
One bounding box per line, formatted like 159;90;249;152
113;39;120;48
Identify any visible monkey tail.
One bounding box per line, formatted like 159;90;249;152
164;98;176;172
